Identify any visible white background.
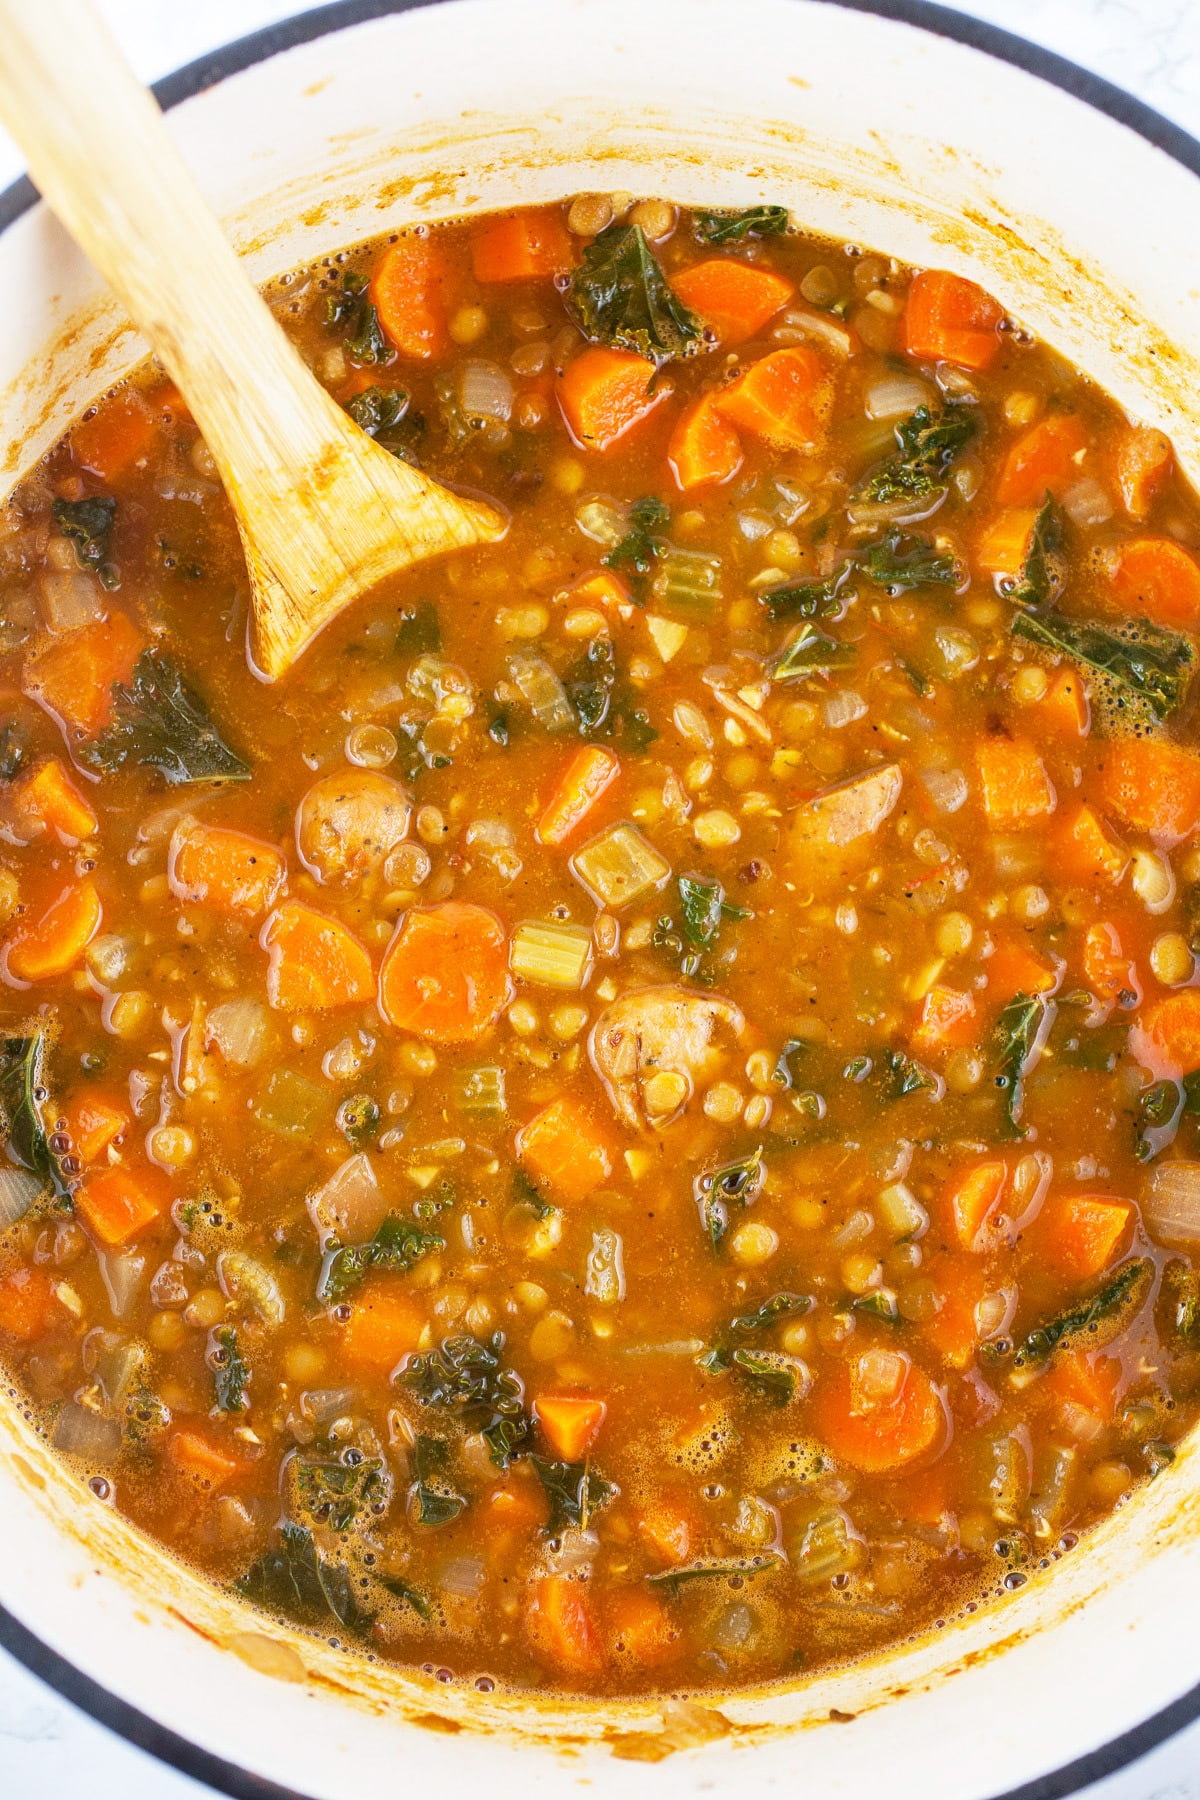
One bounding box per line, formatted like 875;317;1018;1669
1;1;1200;1796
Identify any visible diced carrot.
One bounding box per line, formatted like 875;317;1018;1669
670;259;794;346
945;1160;1007;1250
995;414;1089;507
985;937;1058;1002
1132;990;1200;1077
534;1393;607;1461
478;1465;550;1540
260;900;374;1012
0;1267;63;1341
169;1427;247;1488
565;570;631;612
894;1464;952;1526
606;1588;679;1667
974;508;1039;579
902;269;1005;371
471;210;574;283
61;1090;129;1163
14;757;97;841
379;900;511;1041
1040;666;1090;739
168;820;286;917
77;1162;171;1247
70;391;159;481
516;1095;613;1204
1082;921;1141;1008
526;1574;604;1675
811;1351;945;1473
667;392;744;490
1099;737;1200;844
1040;1194;1131;1280
339;1282;425;1375
1056;804;1128;886
1115;425;1172;522
557;347;662;450
1108;537;1200;628
368;236;449;361
912;984;977;1055
1039;1348;1122;1421
922;1265;985;1370
3;879;102;985
976;737;1055;827
714;346;831;451
22;612;143;739
637;1500;693;1566
537;746;620;847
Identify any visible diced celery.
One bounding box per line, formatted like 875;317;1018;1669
585;1228;626;1304
790;1508;865;1583
510;919;593;990
571;822;671;909
454;1064;507;1116
506;652;576;732
252;1069;328;1140
652;548;723;624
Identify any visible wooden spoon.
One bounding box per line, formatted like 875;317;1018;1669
0;0;507;679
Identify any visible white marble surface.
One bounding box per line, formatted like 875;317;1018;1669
2;1;1200;1795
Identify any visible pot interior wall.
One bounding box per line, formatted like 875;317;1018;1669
2;3;1200;1797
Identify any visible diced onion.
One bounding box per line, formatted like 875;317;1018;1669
1145;1162;1200;1247
308;1153;388;1246
456;359;514;425
38;569;104;633
876;1181;928;1241
772;307;854;356
52;1401;121;1465
824;689;867;730
438;1555;486;1596
219;1250;285;1327
864;374;931;420
0;1166;44;1229
99;1250;146;1320
854;1346;907;1403
585;1228;626;1304
1062;477;1112;527
206;998;270;1070
574;496;626;549
300;1386;358;1423
975;1287;1017;1341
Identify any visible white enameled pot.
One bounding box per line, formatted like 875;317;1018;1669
2;3;1200;1796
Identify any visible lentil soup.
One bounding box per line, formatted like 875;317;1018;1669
2;193;1200;1697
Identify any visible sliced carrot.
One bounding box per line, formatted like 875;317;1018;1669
70;391;158;482
536;746;620;847
912;984;977;1055
976;737;1055;827
974;508;1039;580
526;1574;604;1675
1099;737;1200;843
534;1393;607;1462
1040;666;1090;739
995;414;1089;507
637;1500;694;1566
1115;425;1172;522
667;392;743;491
478;1465;550;1540
1056;804;1128;886
169;1427;247;1488
368;236;449;361
1108;537;1200;628
471;210;574;283
168;820;286;918
3;879;102;985
985;937;1058;1002
812;1351;945;1473
14;757;97;840
1082;921;1141;1008
260;900;374;1012
670;259;794;346
1132;990;1200;1077
22;611;143;739
339;1282;425;1375
516;1095;613;1204
61;1090;129;1164
945;1160;1007;1250
77;1162;171;1247
922;1264;986;1370
606;1588;679;1667
714;346;831;451
0;1267;63;1341
379;900;511;1042
557;347;662;450
1040;1194;1131;1280
1040;1348;1122;1422
902;269;1005;371
565;570;631;612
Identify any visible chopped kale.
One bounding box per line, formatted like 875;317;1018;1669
881;1048;938;1099
325;271;391;366
1161;1261;1200;1350
318;1213;444;1304
378;1574;432;1619
566;224;702;362
761;560;856;622
991;992;1049;1137
401;1331;529;1469
1134;1079;1186;1164
850;1289;900;1323
237;1521;372;1634
1011;609;1193;723
694;1147;765;1250
530;1455;616;1535
1005;495;1065;608
676;872;749;952
859;528;959;592
692;205;789;244
773;623;858;682
725;1348;803;1404
410;1433;468;1526
212;1327;249;1413
336;1093;380;1151
0;721;27;782
294;1455;390;1532
52;495;116;574
82;650;250;785
565;636;658;753
700;1292;812;1374
772;1038;810;1088
647;1556;778;1595
1013;1258;1152;1368
603;495;670;587
0;1033;70;1201
395;601;442;655
343;385;424;462
854;405;976;506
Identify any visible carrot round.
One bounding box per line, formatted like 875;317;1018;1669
23;611;143;739
667;392;743;491
379;900;511;1042
369;235;449;360
812;1351;946;1473
534;1393;607;1461
911;984;977;1056
260;900;374;1011
557;347;662;450
1132;990;1200;1077
516;1095;613;1204
3;878;102;985
606;1588;679;1666
471;210;574;283
995;413;1089;506
1082;921;1140;1007
714;345;831;451
537;745;620;847
670;259;794;345
169;819;286;917
902;269;1005;370
526;1574;604;1675
1099;737;1200;843
1108;537;1200;628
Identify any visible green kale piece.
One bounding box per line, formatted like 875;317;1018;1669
1006;495;1065;608
318;1213;444;1304
859;528;959;592
566;224;701;362
773;624;858;682
325;271;391;366
1011;609;1193;723
530;1455;616;1535
992;992;1048;1137
237;1522;372;1634
401;1331;530;1470
343;385;424;462
82;650;250;785
0;1033;70;1201
603;496;670;583
854;405;976;506
647;1556;778;1595
1013;1258;1152;1368
212;1327;249;1413
694;1146;765;1250
294;1456;390;1532
761;561;856;622
692;206;789;244
52;496;116;573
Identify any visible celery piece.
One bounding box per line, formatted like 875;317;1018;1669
506;652;576;733
454;1065;507;1116
651;548;723;624
252;1069;329;1140
571;822;671;910
510;919;594;990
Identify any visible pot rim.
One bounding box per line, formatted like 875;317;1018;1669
2;2;1200;1796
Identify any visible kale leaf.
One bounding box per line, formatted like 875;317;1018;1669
343;385;424;462
410;1433;468;1526
676;872;748;952
773;624;857;682
859;528;959;592
699;1291;812;1375
0;722;27;782
565;636;657;754
237;1521;372;1634
603;495;670;589
319;1213;444;1304
212;1326;249;1413
881;1047;939;1099
0;1033;70;1201
761;560;856;622
725;1348;805;1404
395;601;443;656
1006;495;1065;608
401;1331;530;1469
294;1455;390;1532
854;405;976;506
82;650;250;785
52;496;116;574
1013;1258;1152;1368
647;1556;778;1595
566;224;702;362
325;271;391;366
1011;609;1193;723
694;1147;765;1250
992;991;1048;1137
692;205;789;245
530;1455;616;1535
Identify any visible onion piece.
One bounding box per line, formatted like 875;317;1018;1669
864;374;931;420
506;652;576;733
99;1250;146;1320
456;359;514;425
824;689;867;730
53;1401;121;1465
1062;476;1112;527
437;1555;486;1596
1145;1162;1200;1246
301;1386;358;1424
206;998;270;1070
0;1166;44;1229
38;569;104;633
219;1250;285;1326
308;1153;389;1246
